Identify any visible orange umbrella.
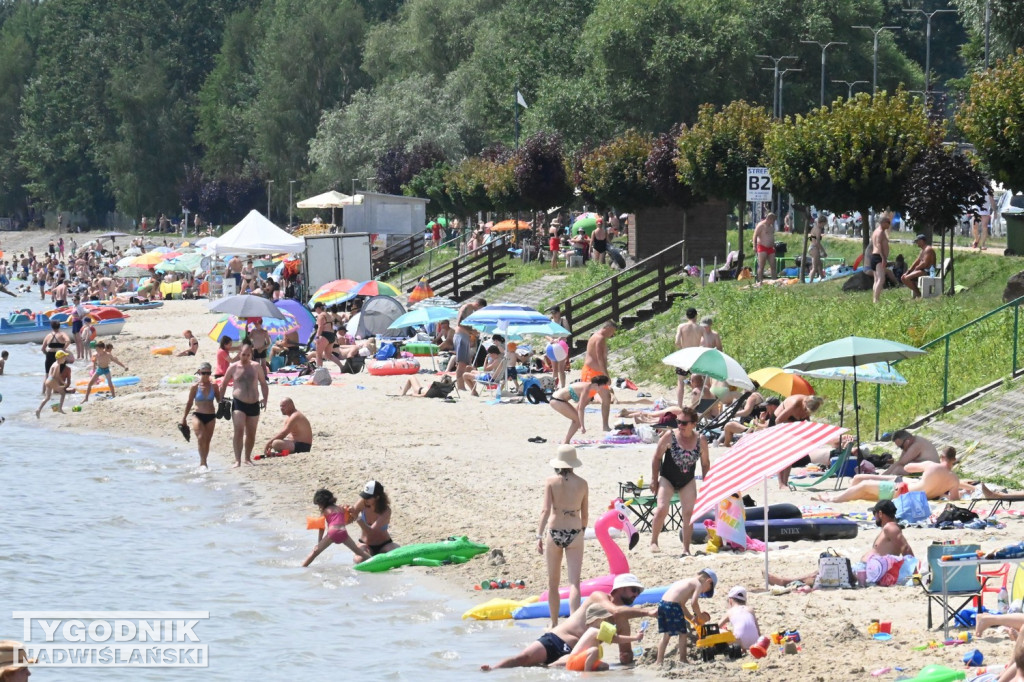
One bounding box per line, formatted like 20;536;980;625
748;367;814;397
130;251;177;268
408;277;434;304
491;219;531;232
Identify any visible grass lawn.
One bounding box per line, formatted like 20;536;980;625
609;230;1024;436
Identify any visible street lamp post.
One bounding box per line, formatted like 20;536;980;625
351;178;358;197
288;179;295;228
801;40;848;107
777;68;803;117
852;25;902;96
984;0;991;68
757;54;798;118
266;180;274;219
832;79;869;100
903;8;957;102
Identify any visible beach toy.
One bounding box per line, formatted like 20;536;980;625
749;636;771;659
742;662;758;671
462;596;539;621
151;346;174;355
514;584;670;620
868;620;880;635
76;376;140;394
367;358;420;376
872;668;892;677
873;633;893;641
71;405;82;412
784;641;798;655
253;450;289;460
963;649;983;667
952;632;972;643
880;621;892;634
539;499;639;601
545;342;568;363
352;536;488;573
403;342;438;357
907;665;966;682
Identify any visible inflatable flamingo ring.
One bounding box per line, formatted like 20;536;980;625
540;499;639;600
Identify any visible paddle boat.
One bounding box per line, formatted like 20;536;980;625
0;310;126;344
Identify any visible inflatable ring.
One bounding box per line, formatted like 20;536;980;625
367;358;420;376
86;326;98;341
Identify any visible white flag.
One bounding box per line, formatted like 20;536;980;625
516;90;528;109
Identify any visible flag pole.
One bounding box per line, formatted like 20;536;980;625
514;84;520;151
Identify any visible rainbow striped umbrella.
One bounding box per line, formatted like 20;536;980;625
208;310;299;343
347;280;401;297
308;279;359;306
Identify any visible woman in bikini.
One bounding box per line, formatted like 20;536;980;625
352;480;399;561
649;406;710;555
40;319;70;392
549;375;612;444
313;304;345;371
302;489;370;567
181;362;220;470
537;445;588;629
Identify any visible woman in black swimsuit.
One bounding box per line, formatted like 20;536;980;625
537;445;588;629
41;320;70;391
649;406;710;555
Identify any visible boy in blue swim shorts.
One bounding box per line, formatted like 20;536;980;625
657;568;716;665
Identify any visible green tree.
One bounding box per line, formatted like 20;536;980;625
309;75;469;193
251;0;369;193
676;101;773;266
444;157;494;217
513;132;572;214
646;126;696;208
902;139;986;242
196;8;260;175
765;91;930;249
0;1;42;217
404;162;454;218
578;129;656;212
957;51;1024;190
952;0;1024;62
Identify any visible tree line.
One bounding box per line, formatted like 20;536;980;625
0;0;1019;225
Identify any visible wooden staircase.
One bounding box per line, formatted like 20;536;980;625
549;240;691;356
415;236;512;301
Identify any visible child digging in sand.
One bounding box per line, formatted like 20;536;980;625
656;569;717;665
302;489;370;567
718;586;760;651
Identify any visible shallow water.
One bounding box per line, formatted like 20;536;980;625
0;295;655;680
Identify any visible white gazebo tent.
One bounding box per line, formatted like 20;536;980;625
213;210;305;256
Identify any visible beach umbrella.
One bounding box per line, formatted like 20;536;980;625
491;219;530;232
408;277;434;304
115;266;151;278
346;280;401;298
784;336;926;444
792;362;908;429
388;306;458;330
463;303;550;330
208;294;286;320
131;251;176;268
307;279;359;306
411;295;459;310
661;347;754;390
155;253;204;274
748;367;815;397
502;321;571;337
572;213;603;235
691;421;847;587
97;231;129;239
116;255;138;267
208;309;299;343
152;246;175;253
273;299;316;342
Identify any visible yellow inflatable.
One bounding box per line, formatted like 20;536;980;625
151;346;174;355
462;596;538;621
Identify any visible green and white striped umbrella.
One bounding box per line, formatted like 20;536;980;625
661;347;753;390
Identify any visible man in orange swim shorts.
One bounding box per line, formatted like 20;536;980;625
581;321;617;430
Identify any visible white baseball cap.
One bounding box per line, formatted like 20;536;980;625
727;585;747;603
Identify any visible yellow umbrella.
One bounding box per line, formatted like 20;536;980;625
748;367;815;397
131;251;175;268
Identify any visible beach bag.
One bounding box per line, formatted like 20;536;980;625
524;384;548;404
813;548;855;589
865;554;905;587
375;342;397;361
935;504;978;525
310;367;332;386
894;491;931;524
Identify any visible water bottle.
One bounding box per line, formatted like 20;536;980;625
637;475;645;490
496;383;502;400
998;587;1009;613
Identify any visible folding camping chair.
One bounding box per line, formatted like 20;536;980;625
697;396;743;440
788;443;854;492
921;543;983;631
618;482;683;533
966;493;1024;519
339;356;365;374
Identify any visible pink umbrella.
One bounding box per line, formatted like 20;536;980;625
692;421;846;586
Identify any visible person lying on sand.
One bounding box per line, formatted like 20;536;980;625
813;447;964;503
766;500;913;588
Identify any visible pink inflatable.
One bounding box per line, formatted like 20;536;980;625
539;499;639;600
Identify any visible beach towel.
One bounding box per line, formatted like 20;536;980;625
865;554;904;587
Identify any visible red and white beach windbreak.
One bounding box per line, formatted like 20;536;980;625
692;421;847;519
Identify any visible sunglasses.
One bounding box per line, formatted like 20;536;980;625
199;371;211;375
677;420;693;426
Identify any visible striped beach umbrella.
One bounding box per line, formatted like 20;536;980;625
661;347;753;390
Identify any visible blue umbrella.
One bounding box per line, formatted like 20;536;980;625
388;306;458;330
501;321;571;337
463;303;550;331
794;362;907;429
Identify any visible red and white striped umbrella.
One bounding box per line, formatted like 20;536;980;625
693;421;846;519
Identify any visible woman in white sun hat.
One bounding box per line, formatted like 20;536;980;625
537;445;589;629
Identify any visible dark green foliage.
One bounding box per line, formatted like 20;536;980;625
512;132;572;212
903;141;986;240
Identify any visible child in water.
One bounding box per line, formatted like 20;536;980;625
81;342;128;402
302;489;370;567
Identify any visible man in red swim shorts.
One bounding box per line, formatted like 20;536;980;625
752;212;777;283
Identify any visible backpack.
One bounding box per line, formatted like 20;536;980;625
524;384;549;404
813;548;856;589
934;504;979;525
375;342;397;361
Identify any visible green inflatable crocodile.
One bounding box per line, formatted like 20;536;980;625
353;536;489;573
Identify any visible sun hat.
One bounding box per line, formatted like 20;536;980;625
700;569;718;598
727;585;747;603
0;640;34;672
549;445;583;470
196;362;212;374
360;480;383;499
612;573;644;592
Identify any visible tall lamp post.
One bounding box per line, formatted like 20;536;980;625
984;0;991;68
801;39;848;107
852;25;902;96
777;68;803;117
902;8;957;102
832;79;869;100
757;54;798;118
266;180;274;219
288;179;295;228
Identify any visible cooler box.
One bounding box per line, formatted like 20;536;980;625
920;276;941;299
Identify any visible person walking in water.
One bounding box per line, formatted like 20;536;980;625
181;362;219;470
221;340;269;467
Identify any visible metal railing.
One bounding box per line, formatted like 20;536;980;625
873;294;1024;438
412;234;511;300
375;232;464;287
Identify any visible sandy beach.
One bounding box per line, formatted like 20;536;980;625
4;229;1020;679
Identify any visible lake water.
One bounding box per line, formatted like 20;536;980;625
1;295;651;680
